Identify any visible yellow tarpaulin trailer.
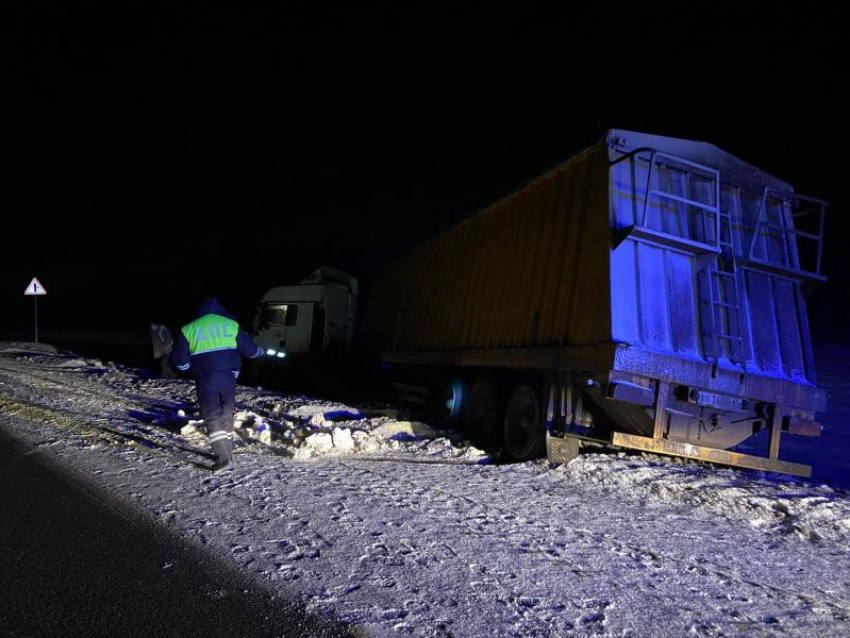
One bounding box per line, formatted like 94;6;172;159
361;130;828;476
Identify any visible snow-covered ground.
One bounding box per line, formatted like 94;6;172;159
1;343;850;637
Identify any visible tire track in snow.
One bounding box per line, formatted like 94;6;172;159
0;359;185;414
0;360;221;466
0;394;215;467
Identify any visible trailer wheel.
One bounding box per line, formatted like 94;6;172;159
503;384;545;461
428;376;466;427
465;375;502;449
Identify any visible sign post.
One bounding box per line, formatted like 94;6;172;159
24;277;47;343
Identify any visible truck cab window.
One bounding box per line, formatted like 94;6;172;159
258;304;298;329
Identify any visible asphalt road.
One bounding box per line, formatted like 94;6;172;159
0;427;358;638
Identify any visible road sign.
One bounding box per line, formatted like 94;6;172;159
24;277;46;343
24;277;47;296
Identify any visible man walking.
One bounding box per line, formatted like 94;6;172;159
170;297;264;471
149;322;176;378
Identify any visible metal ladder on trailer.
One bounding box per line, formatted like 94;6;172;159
703;204;744;365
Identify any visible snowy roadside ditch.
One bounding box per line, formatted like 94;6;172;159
0;343;492;466
558;452;850;543
181;396;492;465
2;342;849;545
3;343;850;637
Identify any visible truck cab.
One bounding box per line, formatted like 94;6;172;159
254;267;358;361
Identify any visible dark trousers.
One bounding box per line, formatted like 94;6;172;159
159;355;177;378
196;371;237;464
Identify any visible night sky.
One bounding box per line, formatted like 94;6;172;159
1;4;846;347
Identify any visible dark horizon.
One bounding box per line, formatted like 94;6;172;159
2;5;846;346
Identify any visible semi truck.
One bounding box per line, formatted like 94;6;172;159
358;129;829;477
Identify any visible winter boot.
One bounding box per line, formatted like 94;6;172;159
210;436;234;471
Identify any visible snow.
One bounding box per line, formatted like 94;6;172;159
559;454;849;543
2;342;850;636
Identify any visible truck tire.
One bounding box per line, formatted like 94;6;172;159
428;375;466;428
503;383;546;461
465;374;502;450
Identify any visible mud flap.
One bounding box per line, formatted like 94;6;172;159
546;433;580;465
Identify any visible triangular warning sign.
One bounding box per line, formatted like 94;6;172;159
24;277;47;296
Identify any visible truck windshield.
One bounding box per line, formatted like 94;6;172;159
258;304;298;329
